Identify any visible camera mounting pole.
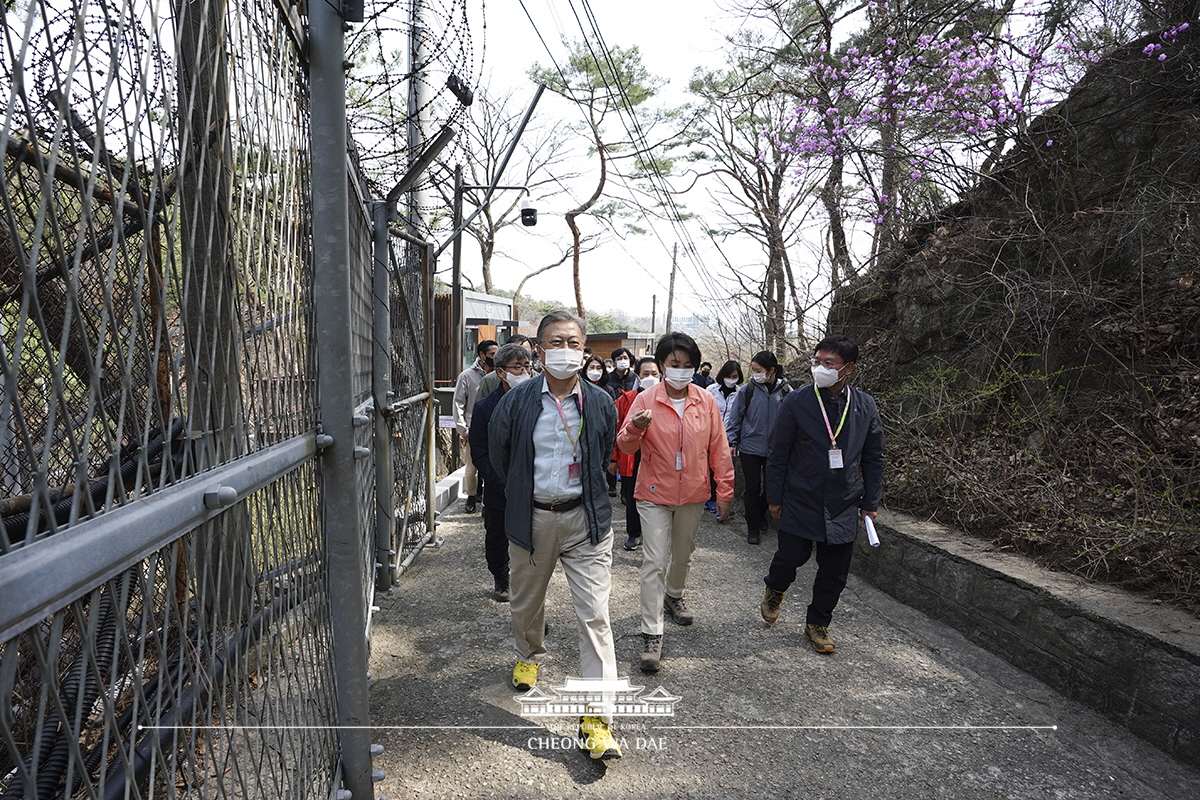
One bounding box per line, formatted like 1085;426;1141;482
442;84;545;385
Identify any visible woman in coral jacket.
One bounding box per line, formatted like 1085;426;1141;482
616;332;735;673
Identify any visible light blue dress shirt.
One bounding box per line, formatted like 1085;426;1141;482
533;382;584;503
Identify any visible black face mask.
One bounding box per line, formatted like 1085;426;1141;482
484;357;495;369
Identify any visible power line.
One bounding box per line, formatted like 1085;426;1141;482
514;0;736;327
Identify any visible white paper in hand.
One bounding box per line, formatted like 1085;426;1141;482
864;515;880;547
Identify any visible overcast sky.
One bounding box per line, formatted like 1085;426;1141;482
451;0;765;325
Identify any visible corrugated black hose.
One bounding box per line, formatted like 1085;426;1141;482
2;419;186;541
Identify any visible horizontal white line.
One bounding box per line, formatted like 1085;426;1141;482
139;724;1057;732
138;725;542;731
657;725;1059;731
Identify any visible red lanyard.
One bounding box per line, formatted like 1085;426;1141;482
552;394;584;454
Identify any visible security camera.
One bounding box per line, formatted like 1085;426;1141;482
520;199;537;227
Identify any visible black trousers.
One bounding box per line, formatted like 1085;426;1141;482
620;452;643;538
482;503;510;584
764;531;855;627
740;453;768;534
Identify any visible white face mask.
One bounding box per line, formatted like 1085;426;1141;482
615;358;630;371
664;366;693;390
638;375;659;390
540;347;584;380
504;371;531;389
586;368;604;382
751;372;768;384
811;365;842;388
723;377;738;388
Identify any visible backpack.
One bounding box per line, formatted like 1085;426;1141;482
737;378;790;431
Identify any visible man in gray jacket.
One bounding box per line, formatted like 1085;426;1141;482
760;335;884;654
488;310;622;760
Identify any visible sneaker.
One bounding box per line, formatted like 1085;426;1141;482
464;496;477;513
623;536;642;551
663;594;694;626
804;623;836;654
578;716;622;760
493;578;510;603
747;530;760;545
640;633;663;672
761;587;786;625
704;500;717;513
511;660;539;690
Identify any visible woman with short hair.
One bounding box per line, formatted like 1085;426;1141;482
616;332;735;672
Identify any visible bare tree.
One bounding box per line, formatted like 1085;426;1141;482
686;34;816;356
431;85;578;293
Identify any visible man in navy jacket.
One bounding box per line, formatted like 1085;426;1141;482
469;343;533;602
760;335;884;654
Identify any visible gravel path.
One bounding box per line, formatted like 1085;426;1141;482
368;498;1200;799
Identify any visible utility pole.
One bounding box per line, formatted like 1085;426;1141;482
651;294;656;335
664;243;677;333
451;165;464;378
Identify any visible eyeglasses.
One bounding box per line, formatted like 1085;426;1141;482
500;364;530;375
811;358;845;369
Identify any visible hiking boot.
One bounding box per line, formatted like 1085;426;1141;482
464;496;477;513
493;578;510;603
747;529;760;545
623;535;642;551
578;716;621;760
639;633;663;672
511;660;539;690
804;623;836;654
761;587;786;625
664;594;694;626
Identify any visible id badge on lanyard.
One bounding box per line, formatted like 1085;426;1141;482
554;394;585;487
816;385;850;470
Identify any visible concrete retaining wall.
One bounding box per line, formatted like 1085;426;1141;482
854;513;1200;769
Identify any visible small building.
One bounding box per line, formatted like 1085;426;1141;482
433;289;518;385
585;331;656;360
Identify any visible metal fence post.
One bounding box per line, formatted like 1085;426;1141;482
310;4;372;799
373;201;395;592
425;243;438;536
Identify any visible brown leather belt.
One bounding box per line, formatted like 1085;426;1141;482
532;496;584;513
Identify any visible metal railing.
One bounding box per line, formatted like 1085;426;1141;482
1;2;437;799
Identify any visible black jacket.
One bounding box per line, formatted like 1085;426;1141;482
765;384;884;544
468;385;508;509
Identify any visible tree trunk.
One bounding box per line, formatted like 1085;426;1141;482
565;118;607;319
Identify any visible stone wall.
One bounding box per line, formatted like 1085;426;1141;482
854;512;1200;768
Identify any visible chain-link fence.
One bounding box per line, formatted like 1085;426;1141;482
1;2;438;799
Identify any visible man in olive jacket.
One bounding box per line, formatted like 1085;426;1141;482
761;335;884;654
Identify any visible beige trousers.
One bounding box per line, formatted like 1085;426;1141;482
509;506;617;686
637;500;705;635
